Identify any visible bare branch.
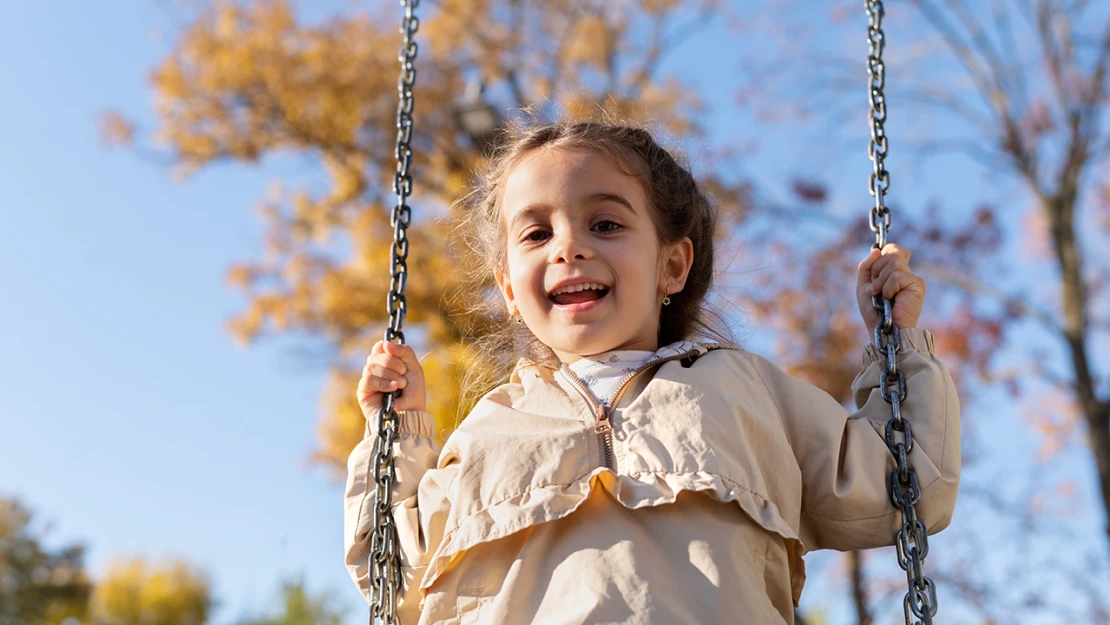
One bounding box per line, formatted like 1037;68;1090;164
914;1;1041;183
626;4;717;100
992;0;1030;113
904;138;1011;171
898;86;992;129
946;0;1010;97
1084;8;1110;113
916;262;1063;333
1033;0;1075;111
915;0;1012;124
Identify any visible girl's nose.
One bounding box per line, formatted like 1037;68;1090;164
551;231;590;263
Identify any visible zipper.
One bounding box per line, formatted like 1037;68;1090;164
559;343;732;472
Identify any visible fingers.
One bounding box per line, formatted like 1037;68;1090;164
859;243;910;272
857;244;924;332
358;340;414;408
368;363;408;391
861;244;914;295
358;340;427;410
868;261;908;295
873;270;923;299
383;340;421;372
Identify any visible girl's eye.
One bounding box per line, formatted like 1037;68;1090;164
593;220;622;233
525;229;550;243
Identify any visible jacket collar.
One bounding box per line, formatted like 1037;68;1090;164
507;340;735;385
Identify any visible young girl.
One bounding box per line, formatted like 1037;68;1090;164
345;122;960;624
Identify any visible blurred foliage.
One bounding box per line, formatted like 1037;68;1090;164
236;578;344;625
0;497;91;625
91;557;211;625
1;498;350;625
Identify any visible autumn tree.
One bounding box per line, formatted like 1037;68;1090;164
0;497;91;625
90;556;212;625
105;0;747;477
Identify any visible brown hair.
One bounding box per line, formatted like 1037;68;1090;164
451;118;735;418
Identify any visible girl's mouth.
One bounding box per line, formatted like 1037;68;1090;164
550;287;611;311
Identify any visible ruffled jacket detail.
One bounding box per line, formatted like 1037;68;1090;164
344;329;960;624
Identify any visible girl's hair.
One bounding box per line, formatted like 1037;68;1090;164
452;118;735;419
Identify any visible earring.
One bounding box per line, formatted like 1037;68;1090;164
662;295;672;306
514;316;523;324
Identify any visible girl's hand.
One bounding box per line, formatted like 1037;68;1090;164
357;340;427;415
856;244;926;335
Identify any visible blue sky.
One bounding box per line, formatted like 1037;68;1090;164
0;1;351;619
2;2;1105;624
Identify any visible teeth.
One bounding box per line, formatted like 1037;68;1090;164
551;282;608;296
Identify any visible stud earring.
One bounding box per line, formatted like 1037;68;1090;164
662;295;672;306
515;316;523;324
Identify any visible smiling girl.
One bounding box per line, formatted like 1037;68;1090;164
344;121;960;624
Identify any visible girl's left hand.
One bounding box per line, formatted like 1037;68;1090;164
856;243;926;334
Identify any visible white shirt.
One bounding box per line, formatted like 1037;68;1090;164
567;341;695;405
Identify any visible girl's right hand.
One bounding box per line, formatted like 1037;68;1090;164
357;340;427;415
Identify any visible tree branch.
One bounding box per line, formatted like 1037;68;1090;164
916;262;1063;333
904;138;1012;172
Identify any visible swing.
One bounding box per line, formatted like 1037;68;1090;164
366;1;938;623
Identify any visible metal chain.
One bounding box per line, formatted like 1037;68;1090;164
369;1;419;624
865;2;938;624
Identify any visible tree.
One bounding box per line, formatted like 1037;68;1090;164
104;0;747;478
91;556;212;625
237;577;344;625
0;497;91;625
732;0;1110;622
745;0;1110;541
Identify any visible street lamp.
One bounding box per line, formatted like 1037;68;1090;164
454;79;500;154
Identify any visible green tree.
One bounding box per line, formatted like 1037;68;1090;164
238;578;344;625
0;497;91;625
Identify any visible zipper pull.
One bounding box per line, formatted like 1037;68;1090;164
594;402;612;434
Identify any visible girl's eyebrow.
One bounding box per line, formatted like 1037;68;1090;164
508;192;637;232
507;205;549;232
587;192;635;213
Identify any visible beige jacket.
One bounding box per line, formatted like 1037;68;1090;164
344;328;960;624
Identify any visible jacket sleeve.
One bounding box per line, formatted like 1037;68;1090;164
344;409;457;624
744;327;961;552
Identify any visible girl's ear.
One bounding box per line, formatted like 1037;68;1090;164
661;237;694;295
495;266;516;313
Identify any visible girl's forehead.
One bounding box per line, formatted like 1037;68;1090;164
511;146;615;177
500;146;647;211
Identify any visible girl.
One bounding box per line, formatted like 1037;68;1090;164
345;122;960;624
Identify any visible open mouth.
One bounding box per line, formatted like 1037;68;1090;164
549;283;611;307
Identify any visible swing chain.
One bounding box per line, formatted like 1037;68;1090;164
866;0;892;251
370;1;420;624
866;1;938;624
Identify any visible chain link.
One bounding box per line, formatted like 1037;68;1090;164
865;2;938;624
369;1;420;623
866;0;892;251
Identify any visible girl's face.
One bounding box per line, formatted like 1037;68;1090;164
495;147;693;364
